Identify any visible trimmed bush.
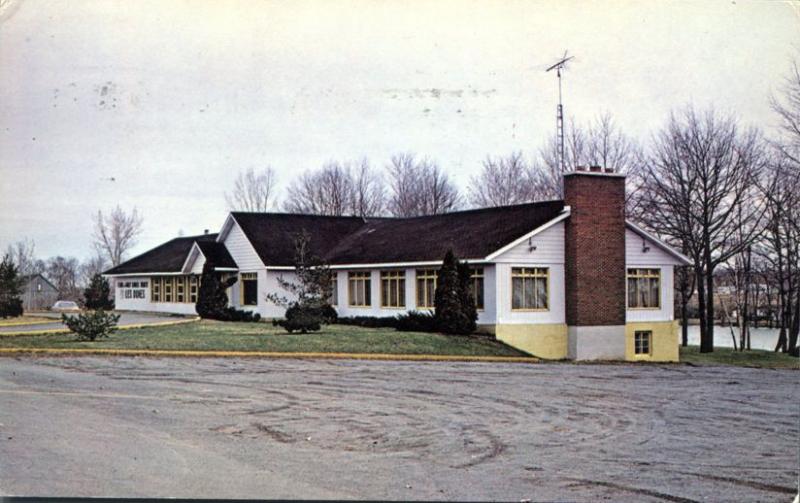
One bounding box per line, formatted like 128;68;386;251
334;311;438;332
220;307;261;323
272;304;322;333
335;315;399;329
62;309;121;341
196;264;235;320
395;311;437;332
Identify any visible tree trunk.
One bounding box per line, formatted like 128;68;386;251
789;294;800;353
703;272;715;353
681;301;689;347
697;269;708;351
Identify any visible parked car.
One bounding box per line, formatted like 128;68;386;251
51;300;81;313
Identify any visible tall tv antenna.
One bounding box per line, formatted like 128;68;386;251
545;51;574;173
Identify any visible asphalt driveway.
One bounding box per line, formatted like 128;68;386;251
0;313;192;333
0;357;797;501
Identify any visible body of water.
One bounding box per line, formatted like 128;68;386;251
684;325;784;351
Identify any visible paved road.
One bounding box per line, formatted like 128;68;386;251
0;357;797;501
0;313;191;333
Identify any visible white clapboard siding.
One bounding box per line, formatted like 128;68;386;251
223;219;264;270
492;222;565;264
626;228;683;266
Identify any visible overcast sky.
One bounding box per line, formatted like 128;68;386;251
0;0;798;262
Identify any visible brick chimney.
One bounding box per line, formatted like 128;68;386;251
563;168;627;360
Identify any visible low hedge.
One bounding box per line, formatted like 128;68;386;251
335;311;438;333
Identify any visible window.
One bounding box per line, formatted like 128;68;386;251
348;271;371;307
164;277;173;302
511;267;549;310
381;270;406;308
176;277;185;303
330;274;338;306
189;275;199;303
416;269;437;308
151;276;161;302
470;268;484;310
634;331;652;355
627;268;660;309
240;273;258;306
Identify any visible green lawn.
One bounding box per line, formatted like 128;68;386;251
680;346;799;369
0;319;527;357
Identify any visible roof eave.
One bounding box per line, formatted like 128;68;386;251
483;206;571;261
625;220;692;265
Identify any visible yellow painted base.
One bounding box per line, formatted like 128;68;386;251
625;321;679;362
493;323;568;359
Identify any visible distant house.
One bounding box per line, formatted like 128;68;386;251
104;168;690;361
20;273;58;311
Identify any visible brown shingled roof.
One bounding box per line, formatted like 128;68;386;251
106;201;567;274
103;233;233;275
323;200;565;264
233;201;565;266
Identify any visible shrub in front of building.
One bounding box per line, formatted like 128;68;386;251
268;230;336;333
434;250;478;335
195;265;260;322
62;309;121;341
84;273;114;311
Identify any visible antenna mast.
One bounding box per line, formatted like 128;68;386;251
545;51;574;173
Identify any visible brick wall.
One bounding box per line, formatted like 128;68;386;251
564;172;626;326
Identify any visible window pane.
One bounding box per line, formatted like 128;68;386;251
474;277;484;309
627;278;637;308
243;279;258;306
649;278;660;308
398;279;406;307
512;277;523;309
535;277;548;309
638;279;648;308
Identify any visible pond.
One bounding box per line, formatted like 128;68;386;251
684;325;785;351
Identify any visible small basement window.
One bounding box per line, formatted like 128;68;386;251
634;331;652;356
240;273;258;306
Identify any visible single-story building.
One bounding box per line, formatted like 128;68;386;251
20;273;58;311
104;168;690;361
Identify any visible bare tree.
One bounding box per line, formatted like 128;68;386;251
225;167;279;212
283;160;384;217
80;254;109;288
387;153;461;216
350;159;386;217
5;238;43;277
45;256;81;301
770;58;800;166
757;157;800;354
636;107;767;353
537;113;642;200
468;152;548;207
93;206;144;267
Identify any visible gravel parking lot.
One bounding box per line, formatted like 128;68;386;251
0;356;797;501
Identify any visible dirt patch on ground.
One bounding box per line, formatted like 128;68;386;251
0;357;797;501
